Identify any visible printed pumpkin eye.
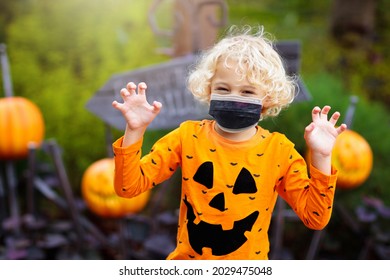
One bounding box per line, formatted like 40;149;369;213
233;167;258;194
193;161;213;189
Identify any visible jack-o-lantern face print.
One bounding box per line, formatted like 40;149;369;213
184;161;259;256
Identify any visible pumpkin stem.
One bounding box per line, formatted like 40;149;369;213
0;43;14;97
343;95;359;129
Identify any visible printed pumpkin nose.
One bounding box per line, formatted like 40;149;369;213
209;192;226;211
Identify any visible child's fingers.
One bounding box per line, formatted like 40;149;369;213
112;100;118;108
311;106;321;122
320;105;331;120
336;123;348;134
138;82;147;95
305;122;315;133
152;101;162;114
112;100;124;111
329;111;341;126
126;82;137;94
119;88;130;99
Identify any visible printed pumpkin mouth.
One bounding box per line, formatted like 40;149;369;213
184;196;259;256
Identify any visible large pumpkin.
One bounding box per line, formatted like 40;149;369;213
331;129;373;189
307;129;373;189
81;157;151;218
0;96;45;159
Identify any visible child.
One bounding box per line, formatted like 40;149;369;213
111;25;347;260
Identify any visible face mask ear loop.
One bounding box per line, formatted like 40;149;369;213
257;92;271;121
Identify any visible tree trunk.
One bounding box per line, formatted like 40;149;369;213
330;0;378;48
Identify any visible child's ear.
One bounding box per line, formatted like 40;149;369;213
261;97;271;108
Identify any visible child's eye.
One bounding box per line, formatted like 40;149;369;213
215;87;229;92
242;90;255;95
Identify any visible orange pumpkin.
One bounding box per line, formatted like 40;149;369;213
0;96;45;159
81;158;151;218
331;129;373;189
307;129;373;189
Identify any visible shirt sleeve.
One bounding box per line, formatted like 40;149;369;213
276;145;338;230
112;128;182;199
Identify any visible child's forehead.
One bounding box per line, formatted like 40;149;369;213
217;57;255;77
217;56;249;71
213;64;259;87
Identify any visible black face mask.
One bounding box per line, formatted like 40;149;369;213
209;93;262;133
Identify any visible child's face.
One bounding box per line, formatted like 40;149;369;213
210;58;266;103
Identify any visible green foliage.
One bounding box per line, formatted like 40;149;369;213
2;0;166;188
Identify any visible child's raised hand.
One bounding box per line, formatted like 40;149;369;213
304;105;347;156
112;82;162;131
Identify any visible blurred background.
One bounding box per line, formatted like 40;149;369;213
0;0;389;260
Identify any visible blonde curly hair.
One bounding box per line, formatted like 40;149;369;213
187;25;297;119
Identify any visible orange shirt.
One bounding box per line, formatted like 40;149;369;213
112;120;338;259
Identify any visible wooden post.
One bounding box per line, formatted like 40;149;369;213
26;143;38;216
0;43;14;97
173;0;227;56
343;95;359;129
148;0;227;57
0;44;21;234
5;162;21;235
0;166;6;222
45;140;85;249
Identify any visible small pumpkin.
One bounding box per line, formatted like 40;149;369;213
81;157;150;218
0;96;45;159
307;129;373;189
